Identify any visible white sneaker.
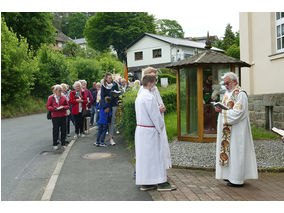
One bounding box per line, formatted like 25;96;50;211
62;145;67;150
110;139;116;146
67;134;71;137
80;133;85;138
53;146;59;150
116;130;120;134
73;134;78;139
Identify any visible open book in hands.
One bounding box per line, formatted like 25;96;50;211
271;127;284;137
211;102;229;110
55;106;64;110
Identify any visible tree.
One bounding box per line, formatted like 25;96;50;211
2;12;56;51
62;12;89;39
84;12;156;61
1;17;37;105
221;24;236;51
225;44;240;59
156;19;184;38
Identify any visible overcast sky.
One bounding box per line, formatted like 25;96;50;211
1;0;283;40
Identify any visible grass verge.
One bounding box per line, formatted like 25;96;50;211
2;96;46;119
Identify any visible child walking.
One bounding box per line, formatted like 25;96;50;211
94;96;112;147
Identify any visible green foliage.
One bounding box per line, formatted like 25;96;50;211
69;57;101;86
97;52;125;78
212;23;240;59
156;19;184;38
2;12;56;51
62;12;89;39
157;74;176;85
62;41;82;57
225;44;240;59
159;67;176;75
164;111;178;141
2;96;46;118
222;24;236;50
119;90;138;152
84;12;156;61
159;84;177;114
32;45;75;99
1;17;37;105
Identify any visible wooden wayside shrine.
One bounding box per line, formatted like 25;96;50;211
167;33;251;142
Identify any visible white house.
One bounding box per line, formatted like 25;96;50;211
125;33;223;80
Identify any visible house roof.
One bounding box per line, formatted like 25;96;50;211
125;33;224;52
167;49;251;68
73;38;86;45
55;30;72;43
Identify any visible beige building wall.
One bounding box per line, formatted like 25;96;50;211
240;12;284;95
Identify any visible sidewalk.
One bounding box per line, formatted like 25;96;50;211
50;129;152;201
48;128;284;201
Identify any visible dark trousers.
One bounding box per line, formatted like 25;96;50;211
96;123;108;143
52;117;66;146
74;113;83;135
66;116;70;135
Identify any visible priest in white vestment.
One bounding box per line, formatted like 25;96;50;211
215;72;258;187
135;74;176;191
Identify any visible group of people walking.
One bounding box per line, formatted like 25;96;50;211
46;74;129;150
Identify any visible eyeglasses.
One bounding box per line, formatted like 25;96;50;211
224;81;231;86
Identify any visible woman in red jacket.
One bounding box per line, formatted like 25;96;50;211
46;84;70;150
69;81;88;139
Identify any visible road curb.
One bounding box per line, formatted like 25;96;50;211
41;139;76;201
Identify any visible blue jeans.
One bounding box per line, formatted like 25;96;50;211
90;105;96;125
97;123;108;143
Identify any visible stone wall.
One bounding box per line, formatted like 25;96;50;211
248;93;284;129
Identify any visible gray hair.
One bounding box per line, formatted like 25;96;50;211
73;81;82;88
79;80;87;85
96;82;101;87
222;72;239;84
53;84;63;92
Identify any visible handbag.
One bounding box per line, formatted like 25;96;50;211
47;96;54;120
82;109;91;117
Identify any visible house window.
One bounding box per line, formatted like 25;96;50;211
153;49;162;58
276;12;284;53
135;51;143;60
184;53;193;59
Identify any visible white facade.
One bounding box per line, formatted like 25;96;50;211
240;12;284;95
127;36;172;68
126;34;217;74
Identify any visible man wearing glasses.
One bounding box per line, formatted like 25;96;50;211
214;72;258;187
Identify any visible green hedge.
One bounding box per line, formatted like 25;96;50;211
119;84;177;150
157;73;176;85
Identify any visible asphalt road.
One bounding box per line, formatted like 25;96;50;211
1;113;74;201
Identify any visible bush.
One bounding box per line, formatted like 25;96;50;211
2;95;46;118
157;73;176;86
32;45;76;99
119;84;177;150
1;17;37;106
69;57;101;86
